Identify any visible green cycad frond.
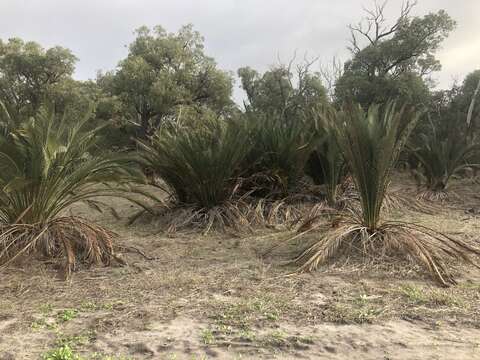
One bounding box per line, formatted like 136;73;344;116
138;113;251;209
243;111;317;197
0;107;141;224
332;102;421;229
410;121;480;193
308;106;345;206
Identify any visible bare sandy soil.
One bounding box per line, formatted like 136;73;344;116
1;176;480;359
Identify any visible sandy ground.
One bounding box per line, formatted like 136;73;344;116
1;176;480;359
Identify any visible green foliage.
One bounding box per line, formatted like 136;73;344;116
42;345;81;360
238;64;327;117
101;25;233;138
0;107;139;225
138;110;250;208
335;3;455;108
58;309;79;322
295;102;480;286
451;69;480;133
0;38;77;118
200;328;215;345
410;121;479;191
306;108;345;205
244;111;317;197
238;63;327;196
331;102;420;229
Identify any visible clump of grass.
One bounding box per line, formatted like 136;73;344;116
213;297;283;329
261;330;287;347
324;302;383;324
400;284;464;307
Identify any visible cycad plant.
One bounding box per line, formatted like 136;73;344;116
243;111;317;198
306;108;345;206
410;121;479;200
0;107;141;276
137;112;251;230
295;102;480;286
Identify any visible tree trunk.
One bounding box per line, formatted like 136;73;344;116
467;77;480;128
138;113;151;140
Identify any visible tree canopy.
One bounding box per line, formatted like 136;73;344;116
101;25;233;138
335;1;456;108
0;38;77;118
238;61;328;120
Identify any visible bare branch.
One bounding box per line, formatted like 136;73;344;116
319;56;344;100
348;0;418;53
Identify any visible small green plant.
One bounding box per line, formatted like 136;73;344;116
400;284;463;307
400;284;427;304
42;344;81;360
325;303;382;324
58;309;78;322
80;301;97;311
90;354;133;360
262;330;287;347
238;329;256;342
214;296;284;329
56;330;96;347
40;303;54;314
31;317;57;331
200;328;215;345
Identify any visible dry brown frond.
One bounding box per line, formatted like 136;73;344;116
0;217;117;278
131;201;254;235
293;215;480;286
416;188;459;202
384;189;438;214
130;195;334;235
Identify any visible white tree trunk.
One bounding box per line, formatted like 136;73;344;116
467;77;480;127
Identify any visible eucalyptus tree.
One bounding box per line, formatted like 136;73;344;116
335;1;455;108
101;25;233;138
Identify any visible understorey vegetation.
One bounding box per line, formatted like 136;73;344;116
0;0;479;287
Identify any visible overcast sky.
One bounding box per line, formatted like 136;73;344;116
0;0;478;101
